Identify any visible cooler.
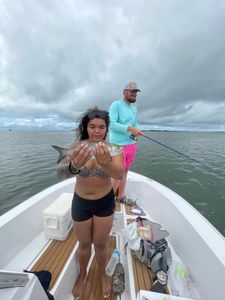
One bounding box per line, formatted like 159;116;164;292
43;192;73;241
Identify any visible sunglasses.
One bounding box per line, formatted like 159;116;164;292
87;111;109;119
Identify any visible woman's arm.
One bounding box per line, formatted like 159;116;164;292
104;153;125;179
56;143;92;179
56;158;75;180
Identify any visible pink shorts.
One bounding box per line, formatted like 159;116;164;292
121;144;137;170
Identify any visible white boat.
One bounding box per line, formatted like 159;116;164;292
0;171;225;300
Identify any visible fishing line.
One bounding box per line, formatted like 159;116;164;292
135;134;225;178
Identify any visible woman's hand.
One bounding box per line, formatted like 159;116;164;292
93;142;112;166
69;144;93;168
93;142;124;179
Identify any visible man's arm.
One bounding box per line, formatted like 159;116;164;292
128;108;143;136
109;102;129;133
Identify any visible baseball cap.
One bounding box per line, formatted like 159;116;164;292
124;81;141;92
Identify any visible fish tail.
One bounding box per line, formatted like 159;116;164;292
51;145;67;163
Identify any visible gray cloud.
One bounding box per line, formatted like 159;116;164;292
0;0;225;130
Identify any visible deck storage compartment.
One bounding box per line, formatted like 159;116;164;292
43;193;73;241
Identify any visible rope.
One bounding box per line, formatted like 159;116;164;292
141;134;225;178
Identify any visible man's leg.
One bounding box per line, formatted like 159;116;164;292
117;169;128;198
113;144;136;199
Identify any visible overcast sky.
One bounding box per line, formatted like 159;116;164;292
0;0;225;131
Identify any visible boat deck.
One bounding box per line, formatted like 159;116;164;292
28;201;121;296
30;229;77;289
79;235;117;300
29;200;168;299
127;218;154;293
126;218;168;295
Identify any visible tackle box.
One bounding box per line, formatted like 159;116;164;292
43;193;73;241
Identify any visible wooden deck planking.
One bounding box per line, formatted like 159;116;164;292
131;250;140;293
50;232;77;286
141;260;152;289
131;254;152;292
79;235;117;300
30;229;77;289
115;201;121;212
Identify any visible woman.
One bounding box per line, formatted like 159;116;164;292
57;107;124;299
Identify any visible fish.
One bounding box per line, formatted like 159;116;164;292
52;142;122;163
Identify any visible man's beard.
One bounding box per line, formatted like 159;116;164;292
127;98;136;103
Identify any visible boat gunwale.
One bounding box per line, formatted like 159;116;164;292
127;171;225;264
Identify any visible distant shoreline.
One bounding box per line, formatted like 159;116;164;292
1;128;225;133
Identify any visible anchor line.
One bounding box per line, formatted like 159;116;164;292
141;134;225;178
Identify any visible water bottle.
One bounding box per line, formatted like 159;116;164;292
105;249;120;276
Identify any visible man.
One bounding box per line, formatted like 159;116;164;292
109;80;143;203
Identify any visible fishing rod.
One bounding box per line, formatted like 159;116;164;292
131;134;225;178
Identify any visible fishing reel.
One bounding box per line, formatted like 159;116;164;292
130;134;138;141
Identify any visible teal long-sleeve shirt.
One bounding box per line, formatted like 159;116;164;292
109;99;138;145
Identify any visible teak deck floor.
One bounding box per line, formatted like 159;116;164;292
30;229;77;289
29;200;120;292
79;235;117;300
115;201;121;212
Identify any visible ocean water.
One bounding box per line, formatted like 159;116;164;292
0;130;224;236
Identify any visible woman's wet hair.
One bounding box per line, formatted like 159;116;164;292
75;106;110;141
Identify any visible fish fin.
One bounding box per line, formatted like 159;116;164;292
51;145;68;163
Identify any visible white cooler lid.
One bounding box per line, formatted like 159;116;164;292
43;193;73;218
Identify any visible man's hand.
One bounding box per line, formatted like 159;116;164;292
128;126;143;137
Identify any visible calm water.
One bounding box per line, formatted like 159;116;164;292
0;130;224;236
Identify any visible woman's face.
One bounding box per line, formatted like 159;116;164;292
87;118;107;142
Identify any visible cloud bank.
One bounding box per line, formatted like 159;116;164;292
0;0;225;130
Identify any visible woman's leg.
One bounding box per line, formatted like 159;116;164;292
72;218;93;298
92;214;114;298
